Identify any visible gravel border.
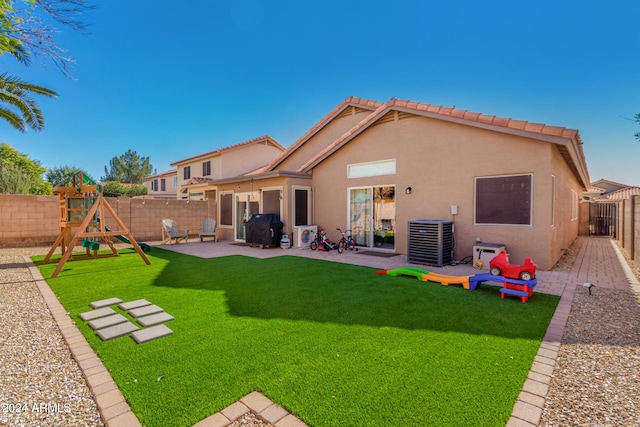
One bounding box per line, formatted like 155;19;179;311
539;240;640;427
0;247;105;427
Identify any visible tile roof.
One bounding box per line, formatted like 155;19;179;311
171;135;285;166
144;169;177;180
294;97;590;187
263;96;383;172
593;187;640;201
590;178;632;189
183;177;213;186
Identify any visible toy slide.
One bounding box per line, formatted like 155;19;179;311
105;225;151;253
420;272;471;289
376;268;470;288
375;267;430;279
377;268;538;303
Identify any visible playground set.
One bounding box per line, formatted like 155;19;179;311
376;250;538;303
42;172;151;278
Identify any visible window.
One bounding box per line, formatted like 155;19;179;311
220;193;233;226
152;179;158;192
183;166;191;180
571;190;578;220
347;159;396;178
173;176;178;187
262;189;281;217
475;174;532;225
202;161;211;176
161;178;166;191
294;188;309;226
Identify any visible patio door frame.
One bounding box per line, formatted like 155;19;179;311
347;185;396;251
235;191;260;241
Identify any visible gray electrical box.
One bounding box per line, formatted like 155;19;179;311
408;220;453;266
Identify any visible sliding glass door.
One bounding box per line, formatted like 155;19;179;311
349;186;395;250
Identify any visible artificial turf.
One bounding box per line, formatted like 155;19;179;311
35;248;560;427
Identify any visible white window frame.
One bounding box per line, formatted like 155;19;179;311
347;159;396;179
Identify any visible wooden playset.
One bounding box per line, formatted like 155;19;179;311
43;172;151;278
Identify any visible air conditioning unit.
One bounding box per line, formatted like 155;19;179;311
293;225;317;249
408;220;454;266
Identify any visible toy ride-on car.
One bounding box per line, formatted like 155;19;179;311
489;250;537;281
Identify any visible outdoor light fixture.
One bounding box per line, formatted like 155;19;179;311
405;186;412;194
583;282;594;295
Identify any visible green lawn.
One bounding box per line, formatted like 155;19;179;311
36;249;559;427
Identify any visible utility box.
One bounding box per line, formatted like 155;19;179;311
473;243;505;269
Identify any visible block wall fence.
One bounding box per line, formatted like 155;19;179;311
0;194;216;248
618;195;640;262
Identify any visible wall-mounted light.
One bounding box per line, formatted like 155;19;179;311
405;186;412;195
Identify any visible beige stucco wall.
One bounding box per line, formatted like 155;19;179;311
213;175;311;242
277;107;373;171
309;113;584;269
175;143;284;193
146;171;178;198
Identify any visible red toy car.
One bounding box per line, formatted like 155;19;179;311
489;250;537;281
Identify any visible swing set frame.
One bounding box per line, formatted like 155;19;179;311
42;172;151;278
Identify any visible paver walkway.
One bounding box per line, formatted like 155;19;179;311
26;235;640;426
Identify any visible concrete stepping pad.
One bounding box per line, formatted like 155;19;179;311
118;299;152;311
128;304;163;318
97;322;139;341
79;307;115;321
89;297;123;309
131;324;173;344
137;312;174;327
89;314;128;331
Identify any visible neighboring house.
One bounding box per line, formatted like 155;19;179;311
586;179;640;237
144;169;178;199
170;135;286;200
179;96;592;269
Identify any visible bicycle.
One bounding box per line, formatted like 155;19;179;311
310;228;337;251
336;228;356;253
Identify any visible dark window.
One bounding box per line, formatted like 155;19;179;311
475;174;532;225
161;179;166;191
152;179;158;192
263;190;281;217
202;161;211;176
294;189;309;226
183;166;191;180
220;193;233;226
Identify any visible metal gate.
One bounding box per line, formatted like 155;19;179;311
590;203;616;236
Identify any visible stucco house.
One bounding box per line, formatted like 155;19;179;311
173;96;591;269
144;169;178;199
586;179;640;238
170;135;287;200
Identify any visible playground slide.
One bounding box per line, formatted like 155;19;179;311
375;267;430;279
420;272;471;289
376;268;471;288
104;225;151;253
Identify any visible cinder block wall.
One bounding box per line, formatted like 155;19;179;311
0;195;217;248
0;195;60;247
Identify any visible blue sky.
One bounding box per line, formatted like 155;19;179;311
2;0;640;185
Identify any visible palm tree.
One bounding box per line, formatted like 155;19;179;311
0;73;57;132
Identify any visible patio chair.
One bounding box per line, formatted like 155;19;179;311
162;219;189;244
199;218;218;242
